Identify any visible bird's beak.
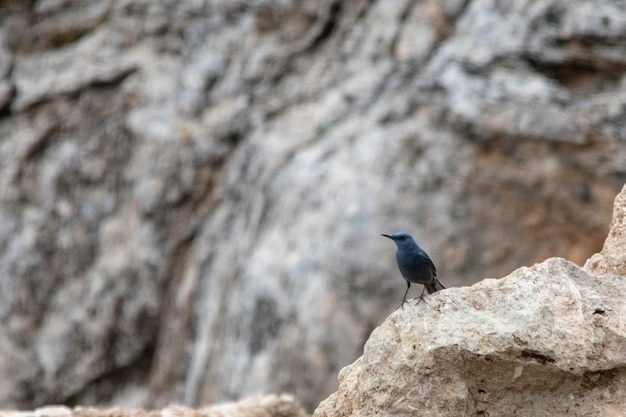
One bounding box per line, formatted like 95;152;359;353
381;234;393;239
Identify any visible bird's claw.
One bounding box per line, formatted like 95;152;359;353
414;294;429;306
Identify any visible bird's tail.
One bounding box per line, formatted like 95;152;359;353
425;278;445;294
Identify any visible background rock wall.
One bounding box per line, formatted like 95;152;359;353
0;0;625;412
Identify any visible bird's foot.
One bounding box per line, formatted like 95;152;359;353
415;294;429;306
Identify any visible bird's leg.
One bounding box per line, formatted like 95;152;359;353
400;281;410;309
415;284;428;304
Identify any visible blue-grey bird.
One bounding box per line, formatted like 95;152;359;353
382;232;445;307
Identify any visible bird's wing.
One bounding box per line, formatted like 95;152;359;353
425;253;437;277
424;252;443;294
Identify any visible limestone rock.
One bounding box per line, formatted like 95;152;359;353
314;257;626;416
585;183;626;277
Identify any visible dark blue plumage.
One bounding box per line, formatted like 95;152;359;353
382;232;445;307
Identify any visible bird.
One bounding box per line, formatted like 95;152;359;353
382;232;445;308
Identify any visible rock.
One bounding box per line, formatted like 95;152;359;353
585;183;626;277
200;394;308;417
314;186;626;416
34;405;72;417
314;260;626;416
0;395;308;417
1;0;626;412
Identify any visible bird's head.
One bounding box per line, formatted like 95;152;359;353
381;232;416;247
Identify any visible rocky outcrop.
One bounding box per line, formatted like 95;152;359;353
0;395;308;417
1;0;626;412
585;184;626;277
314;186;626;417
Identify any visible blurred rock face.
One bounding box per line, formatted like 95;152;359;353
0;0;624;412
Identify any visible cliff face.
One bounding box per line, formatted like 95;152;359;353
314;185;626;417
0;0;625;411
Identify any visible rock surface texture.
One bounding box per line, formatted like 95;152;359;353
585;184;626;277
314;185;626;417
1;0;626;412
